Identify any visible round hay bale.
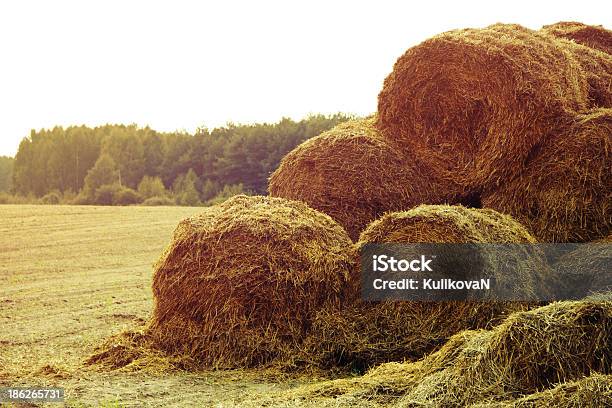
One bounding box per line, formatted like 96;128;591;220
148;195;355;368
357;204;554;299
482;108;612;243
268;117;462;241
542;21;612;54
377;23;590;191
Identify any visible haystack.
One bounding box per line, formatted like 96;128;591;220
268;117;462;241
482;108;612;242
295;205;550;371
147;195;355;368
256;301;611;407
542;21;612;54
377;23;590;191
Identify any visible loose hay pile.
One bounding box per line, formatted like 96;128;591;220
294;205;549;371
483;108;612;242
542;21;612;54
268;117;460;241
470;373;612;407
147;195;355;368
252;301;611;407
377;23;590;192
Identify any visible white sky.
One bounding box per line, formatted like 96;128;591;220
0;0;609;156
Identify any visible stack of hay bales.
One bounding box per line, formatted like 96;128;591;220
90;21;611;379
147;195;355;368
272;22;610;243
297;205;550;370
374;23;611;242
269;117;460;241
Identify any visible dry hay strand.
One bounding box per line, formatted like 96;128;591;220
470;373;612;408
482;108;612;243
256;300;611;407
268;117;462;241
85;328;190;373
147;195;355;369
292;205;549;372
377;23;590;192
542;21;612;55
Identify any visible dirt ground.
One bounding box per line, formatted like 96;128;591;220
0;205;320;407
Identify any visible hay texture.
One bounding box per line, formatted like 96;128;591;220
255;301;611;407
148;195;355;368
554;36;612;109
268;117;461;241
377;23;590;191
483;108;612;243
471;373;612;407
542;21;612;54
293;205;549;371
554;243;612;300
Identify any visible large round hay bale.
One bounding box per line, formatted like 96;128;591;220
377;23;590;191
542;21;612;54
482;108;612;243
357;205;553;299
268;117;461;241
298;206;550;371
148;195;355;368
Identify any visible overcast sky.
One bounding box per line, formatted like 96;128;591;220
0;0;609;156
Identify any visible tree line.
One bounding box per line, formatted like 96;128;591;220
1;114;351;205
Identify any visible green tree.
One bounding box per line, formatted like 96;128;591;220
0;156;14;192
83;154;120;198
137;176;167;199
174;169;201;206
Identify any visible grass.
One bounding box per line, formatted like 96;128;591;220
0;204;311;407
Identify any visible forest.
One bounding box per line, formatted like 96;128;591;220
1;114;351;205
